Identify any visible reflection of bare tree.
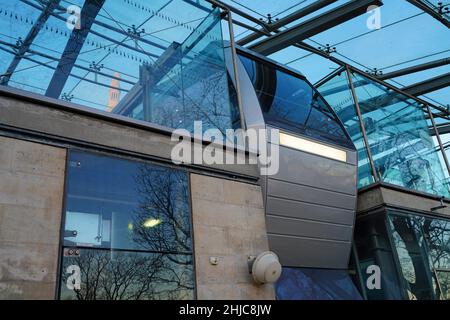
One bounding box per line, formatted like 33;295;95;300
391;215;450;300
132;167;191;256
61;249;193;300
391;216;434;300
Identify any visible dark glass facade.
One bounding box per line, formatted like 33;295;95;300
60;150;194;300
238;53;353;149
318;71;374;188
355;210;450;300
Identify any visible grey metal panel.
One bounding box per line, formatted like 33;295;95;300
268;234;351;269
266;215;353;242
274;145;357;195
267;178;356;210
266;196;354;226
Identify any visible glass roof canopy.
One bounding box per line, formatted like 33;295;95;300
1;0;447;110
0;0;449;197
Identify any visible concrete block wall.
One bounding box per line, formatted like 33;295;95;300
0;136;66;299
190;174;275;300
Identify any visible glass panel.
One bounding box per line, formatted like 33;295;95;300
61;150;194;300
436;271;450;300
351;72;450;198
238;53;353;149
354;214;404;300
388;214;437;300
421;218;450;270
384;211;450;300
318;70;375;188
60;249;194;300
0;1;238;134
64;150;192;253
275;267;362;300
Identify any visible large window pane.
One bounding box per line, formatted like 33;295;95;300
64;151;192;253
388;213;437;300
61;150;194;300
60;249;194;300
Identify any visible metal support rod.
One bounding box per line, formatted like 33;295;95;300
46;0;106;98
1;0;61;85
249;0;382;56
427;104;450;178
346;66;379;182
227;10;246;130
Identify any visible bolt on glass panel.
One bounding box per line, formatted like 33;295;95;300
318;70;375;188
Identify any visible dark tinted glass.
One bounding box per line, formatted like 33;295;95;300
276;267;362;300
239;54;353;149
64;151;192;253
60;249;194;300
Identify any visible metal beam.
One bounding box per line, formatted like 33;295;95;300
249;0;383;56
46;0;105;99
403;72;450;96
205;0;269;29
1;0;61;85
407;0;450;28
378;57;450;80
237;0;338;46
435;122;450;135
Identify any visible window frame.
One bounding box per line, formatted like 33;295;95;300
56;148;197;300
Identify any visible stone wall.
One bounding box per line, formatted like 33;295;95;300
190;174;274;300
0;136;66;299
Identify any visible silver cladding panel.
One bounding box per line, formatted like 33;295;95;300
266;143;357;269
226;47;358;269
